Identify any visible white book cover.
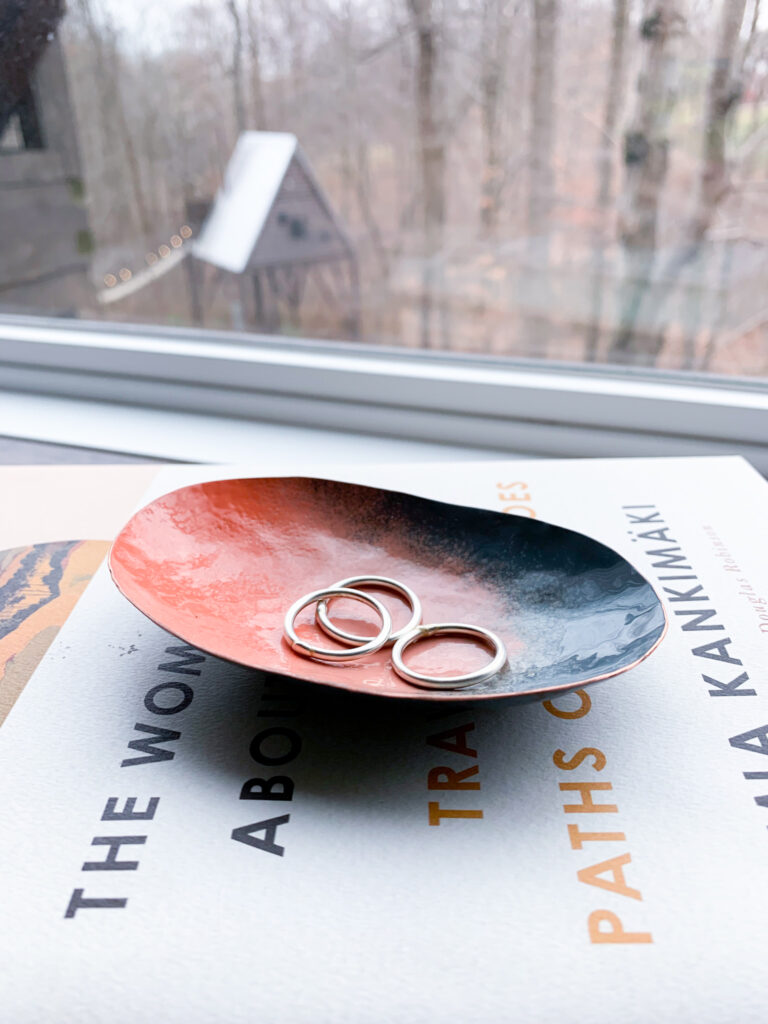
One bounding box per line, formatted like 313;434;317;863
1;455;767;1022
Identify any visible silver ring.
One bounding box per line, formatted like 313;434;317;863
316;575;422;647
391;623;507;689
284;587;392;661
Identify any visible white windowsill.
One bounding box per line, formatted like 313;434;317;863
0;314;766;471
0;390;505;465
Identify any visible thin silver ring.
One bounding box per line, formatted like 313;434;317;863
284;587;392;661
391;623;507;690
316;575;422;647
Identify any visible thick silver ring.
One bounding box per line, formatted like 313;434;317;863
391;623;507;690
284;587;392;661
316;575;422;647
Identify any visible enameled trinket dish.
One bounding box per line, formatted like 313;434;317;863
109;476;667;702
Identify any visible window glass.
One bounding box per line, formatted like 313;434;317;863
1;0;766;375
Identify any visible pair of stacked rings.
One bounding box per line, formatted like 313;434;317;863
283;575;507;690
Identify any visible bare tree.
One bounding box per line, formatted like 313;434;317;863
227;0;247;134
406;0;446;349
246;0;266;128
610;0;685;362
690;0;749;243
281;0;309;103
74;0;153;240
479;0;512;235
527;0;558;255
674;0;748;367
585;0;630;361
525;0;559;356
623;1;750;368
598;0;631;209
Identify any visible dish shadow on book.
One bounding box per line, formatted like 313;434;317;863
173;657;595;809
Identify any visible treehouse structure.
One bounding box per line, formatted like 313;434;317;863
0;0;91;315
192;132;359;337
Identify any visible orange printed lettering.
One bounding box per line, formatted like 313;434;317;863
543;690;592;720
567;824;626;850
428;765;481;791
428;802;483;826
426;723;477;758
588;909;652;944
578;853;642;900
560;782;618;813
553;747;607;772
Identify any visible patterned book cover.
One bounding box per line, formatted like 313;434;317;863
0;456;767;1022
0;465;160;722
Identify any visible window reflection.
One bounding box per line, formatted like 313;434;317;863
1;0;766;375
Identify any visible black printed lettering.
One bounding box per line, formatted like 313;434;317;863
157;645;206;676
730;724;768;757
143;682;193;716
121;723;181;767
101;797;160;821
231;815;290;856
636;528;676;543
624;511;663;524
249;728;302;767
625;503;762;833
663;584;708;602
691;638;742;665
705;672;756;698
65;889;127;918
239;776;295;801
674;609;724;631
82;836;146;871
646;547;692;570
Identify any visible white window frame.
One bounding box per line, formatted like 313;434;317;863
1;314;767;472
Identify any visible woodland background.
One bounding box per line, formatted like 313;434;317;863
60;0;768;372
